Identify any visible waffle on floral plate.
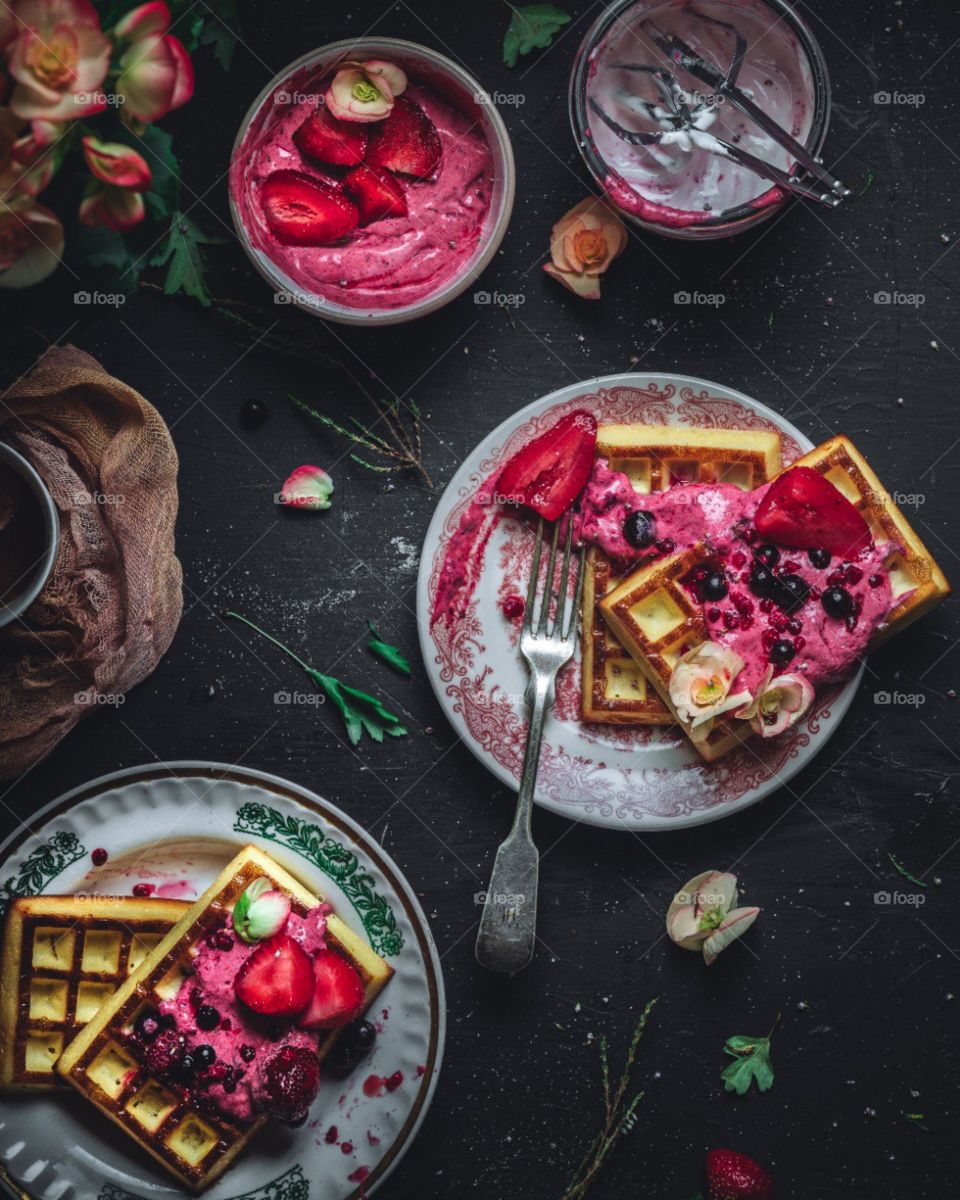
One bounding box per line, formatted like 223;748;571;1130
417;372;949;830
0;764;444;1200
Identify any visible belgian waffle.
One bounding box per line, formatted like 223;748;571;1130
56;846;394;1192
600;545;752;761
581;423;782;724
0;896;188;1090
790;435;950;640
600;434;950;761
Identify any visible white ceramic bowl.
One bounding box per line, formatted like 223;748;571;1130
230;37;516;326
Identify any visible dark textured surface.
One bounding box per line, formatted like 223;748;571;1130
2;1;959;1197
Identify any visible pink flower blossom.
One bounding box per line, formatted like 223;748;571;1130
7;0;112;122
79;182;145;230
82;135;151;190
0;194;63;286
112;2;194;124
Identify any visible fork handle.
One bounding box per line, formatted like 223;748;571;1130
475;674;550;973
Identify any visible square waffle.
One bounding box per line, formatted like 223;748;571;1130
581;424;782;724
600;434;950;760
790;435;950;641
600;545;752;761
0;895;189;1090
56;846;394;1192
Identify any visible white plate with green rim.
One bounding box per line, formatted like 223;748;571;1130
0;763;444;1200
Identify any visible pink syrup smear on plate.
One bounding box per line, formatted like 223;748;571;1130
231;71;493;310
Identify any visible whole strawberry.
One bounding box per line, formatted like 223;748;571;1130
705;1149;774;1200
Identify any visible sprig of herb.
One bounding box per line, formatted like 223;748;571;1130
205;301;430;483
904;1112;929;1132
367;622;412;676
561;998;658;1200
503;4;571;67
887;852;927;888
720;1015;779;1095
225;611;407;746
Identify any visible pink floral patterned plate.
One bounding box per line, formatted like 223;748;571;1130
416;374;861;830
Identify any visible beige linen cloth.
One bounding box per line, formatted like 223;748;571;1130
0;346;183;778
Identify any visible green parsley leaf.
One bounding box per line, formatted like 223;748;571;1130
721;1029;776;1095
503;4;571;68
367;622;412;676
149;211;225;306
225;611;408;747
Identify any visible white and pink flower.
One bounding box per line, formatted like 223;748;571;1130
79;182;145;230
0;194;64;287
113;1;194;125
82;135;151;190
7;0;112;122
666;870;760;966
278;465;334;511
668;642;751;735
325;59;407;123
740;668;814;738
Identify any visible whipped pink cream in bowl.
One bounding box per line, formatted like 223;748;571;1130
569;0;832;239
230;38;515;325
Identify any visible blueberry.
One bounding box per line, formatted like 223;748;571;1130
327;1041;362;1078
240;399;268;429
240;1045;257;1063
196;1005;220;1031
655;537;676;556
755;543;780;568
622;510;656;549
347;1019;377;1051
775;573;810;613
770;639;796;665
749;565;774;596
700;571;728;602
195;1044;217;1068
808;548;831;569
822;586;854;618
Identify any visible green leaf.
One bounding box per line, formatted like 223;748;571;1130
367;622;412;676
139;125;181;222
200;0;240;70
224;611;408;747
149;211;225;306
503;4;571;68
720;1031;775;1095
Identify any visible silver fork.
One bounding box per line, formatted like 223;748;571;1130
475;516;585;974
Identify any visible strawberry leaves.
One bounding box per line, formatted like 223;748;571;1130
720;1021;778;1095
503;4;571;68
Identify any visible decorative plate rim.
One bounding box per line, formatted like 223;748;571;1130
0;761;446;1200
415;371;864;832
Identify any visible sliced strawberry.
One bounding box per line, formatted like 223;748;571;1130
494;410;598;522
234;933;314;1018
754;465;871;557
261;170;358;246
343;165;408;225
365;97;442;179
706;1149;774;1200
296;948;365;1030
293;106;368;167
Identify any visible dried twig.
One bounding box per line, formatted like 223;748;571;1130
561;998;659;1200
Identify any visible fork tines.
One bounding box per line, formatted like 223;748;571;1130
523;517;585;643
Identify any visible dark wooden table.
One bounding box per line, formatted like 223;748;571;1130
3;1;959;1197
